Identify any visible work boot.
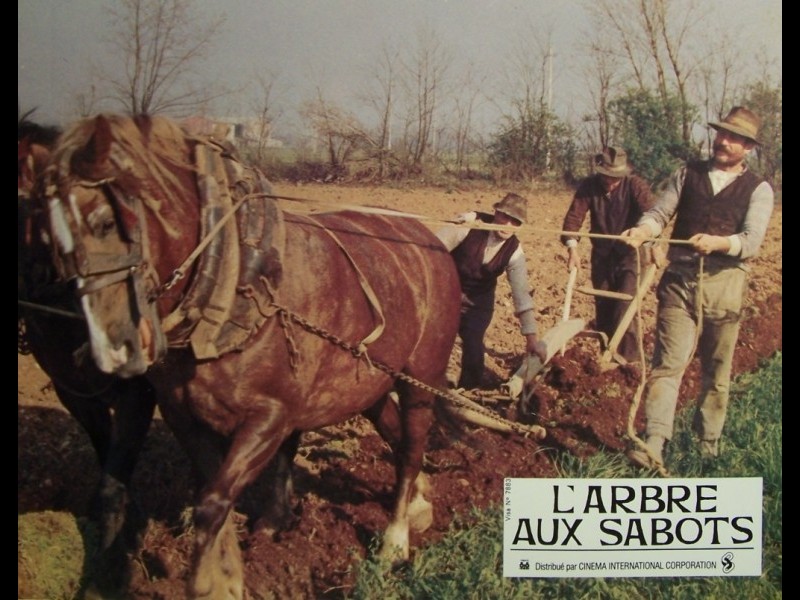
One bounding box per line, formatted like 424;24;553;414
699;439;720;459
627;435;665;469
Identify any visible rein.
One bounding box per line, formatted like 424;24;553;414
18;299;85;320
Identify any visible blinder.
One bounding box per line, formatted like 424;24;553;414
47;178;160;299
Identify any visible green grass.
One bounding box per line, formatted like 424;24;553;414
348;352;782;599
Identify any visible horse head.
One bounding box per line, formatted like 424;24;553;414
20;117;162;596
42;114;200;377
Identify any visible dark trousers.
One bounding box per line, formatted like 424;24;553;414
591;257;641;363
457;296;494;389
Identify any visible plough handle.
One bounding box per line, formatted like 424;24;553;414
560;266;578;356
562;266;578;322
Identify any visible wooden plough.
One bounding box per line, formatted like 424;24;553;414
572;262;658;366
438;317;586;436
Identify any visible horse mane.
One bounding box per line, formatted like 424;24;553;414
52;114;200;239
18;118;61;146
18;118;61;199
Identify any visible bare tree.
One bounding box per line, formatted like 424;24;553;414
652;0;705;141
73;84;102;118
398;24;451;169
249;72;284;165
583;1;649;91
578;35;624;150
360;43;402;179
584;0;707;143
500;24;553;119
451;63;486;175
490;21;561;180
301;88;369;173
101;0;226;116
696;33;743;154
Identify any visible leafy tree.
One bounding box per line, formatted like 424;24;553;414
487;103;577;182
740;80;782;190
607;89;696;187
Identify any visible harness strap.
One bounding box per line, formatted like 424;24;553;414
294;213;386;350
156;191;253;296
75;267;135;296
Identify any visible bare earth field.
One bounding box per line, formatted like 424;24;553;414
18;182;782;599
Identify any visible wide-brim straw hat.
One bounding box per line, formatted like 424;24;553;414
709;106;761;145
493;193;528;224
594;146;631;178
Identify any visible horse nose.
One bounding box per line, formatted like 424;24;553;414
92;340;130;374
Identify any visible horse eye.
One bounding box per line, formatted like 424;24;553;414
87;205;117;238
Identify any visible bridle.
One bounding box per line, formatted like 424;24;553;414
48;176;148;278
45;174;165;342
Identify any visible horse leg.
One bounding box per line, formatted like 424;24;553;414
156;398;228;488
96;378;157;550
365;381;435;563
253;430;301;536
192;510;244;600
363;387;434;535
189;413;291;600
54;385;113;470
56;378;156;595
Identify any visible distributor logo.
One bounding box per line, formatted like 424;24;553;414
721;552;735;573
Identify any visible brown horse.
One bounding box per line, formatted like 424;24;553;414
18;119;157;595
40;113;462;599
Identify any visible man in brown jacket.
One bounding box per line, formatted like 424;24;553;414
561;146;655;364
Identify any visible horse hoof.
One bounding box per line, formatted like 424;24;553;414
408;496;433;532
378;522;410;564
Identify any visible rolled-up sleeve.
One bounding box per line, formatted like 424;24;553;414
506;249;538;335
435;224;469;251
435;211;475;251
638;167;683;236
726;181;775;258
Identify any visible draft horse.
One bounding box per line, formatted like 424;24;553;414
18;119;157;594
40;113;462;599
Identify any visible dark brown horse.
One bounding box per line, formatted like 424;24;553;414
18;118;157;594
39;113;461;599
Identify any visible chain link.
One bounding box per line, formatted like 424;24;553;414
272;303;541;437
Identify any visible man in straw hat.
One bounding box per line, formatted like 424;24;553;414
436;193;547;390
560;146;656;365
622;106;775;470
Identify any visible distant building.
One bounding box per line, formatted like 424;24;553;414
181;115;283;149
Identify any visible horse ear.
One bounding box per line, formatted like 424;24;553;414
70;115;114;180
18;137;35;191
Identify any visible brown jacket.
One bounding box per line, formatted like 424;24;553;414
562;174;655;264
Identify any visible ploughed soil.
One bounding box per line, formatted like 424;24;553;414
18;182;782;599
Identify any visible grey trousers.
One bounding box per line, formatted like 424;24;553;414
643;263;748;442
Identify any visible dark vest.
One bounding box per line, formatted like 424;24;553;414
670;161;763;266
451;212;519;299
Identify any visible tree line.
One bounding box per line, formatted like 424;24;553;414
30;0;782;192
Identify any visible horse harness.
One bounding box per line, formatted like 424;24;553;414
41;135;543;437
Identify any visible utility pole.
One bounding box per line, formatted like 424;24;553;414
545;45;553;171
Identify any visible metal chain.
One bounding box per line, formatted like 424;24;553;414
271;303;541;436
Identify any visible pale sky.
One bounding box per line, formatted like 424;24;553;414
19;0;782;135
